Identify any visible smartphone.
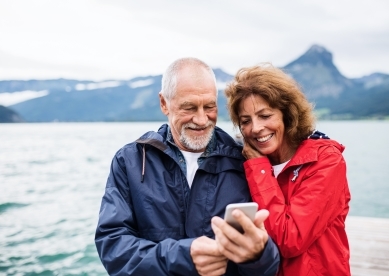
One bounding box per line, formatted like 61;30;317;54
224;202;258;233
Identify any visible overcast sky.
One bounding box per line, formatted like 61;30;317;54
1;0;388;81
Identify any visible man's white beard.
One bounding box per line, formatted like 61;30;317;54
180;122;215;151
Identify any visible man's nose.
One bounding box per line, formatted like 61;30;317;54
193;109;208;126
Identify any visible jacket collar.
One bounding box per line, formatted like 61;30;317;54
287;138;345;167
135;124;246;180
136;123;244;159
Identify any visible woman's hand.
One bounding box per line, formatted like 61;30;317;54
242;139;264;159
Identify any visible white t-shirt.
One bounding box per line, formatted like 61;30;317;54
272;160;290;178
180;150;203;188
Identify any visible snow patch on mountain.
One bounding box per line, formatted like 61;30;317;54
129;79;154;89
75;81;122;91
0;90;49;106
130;89;153;109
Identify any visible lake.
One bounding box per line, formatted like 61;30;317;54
0;121;388;275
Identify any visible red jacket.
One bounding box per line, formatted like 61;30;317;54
244;138;351;276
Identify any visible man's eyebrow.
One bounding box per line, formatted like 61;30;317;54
179;100;217;108
180;101;194;107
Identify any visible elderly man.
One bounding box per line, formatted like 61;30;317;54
95;57;279;275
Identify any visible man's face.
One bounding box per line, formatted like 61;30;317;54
160;67;218;152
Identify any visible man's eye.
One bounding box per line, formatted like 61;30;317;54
205;105;216;110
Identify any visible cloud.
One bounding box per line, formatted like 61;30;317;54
0;50;104;80
0;0;388;80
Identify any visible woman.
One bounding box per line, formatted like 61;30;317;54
224;64;351;275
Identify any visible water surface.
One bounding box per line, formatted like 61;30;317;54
0;121;388;275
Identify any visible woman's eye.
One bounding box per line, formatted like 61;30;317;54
261;114;271;119
240;120;249;125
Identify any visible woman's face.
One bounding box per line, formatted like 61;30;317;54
238;94;293;164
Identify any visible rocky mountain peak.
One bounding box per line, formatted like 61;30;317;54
283;44;351;98
287;44;335;68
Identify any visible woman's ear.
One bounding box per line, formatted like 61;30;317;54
159;93;169;116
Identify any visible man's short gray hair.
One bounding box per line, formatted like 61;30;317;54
161;57;217;102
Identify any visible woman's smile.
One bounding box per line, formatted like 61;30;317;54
256;133;274;143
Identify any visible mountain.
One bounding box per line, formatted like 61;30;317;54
0;105;24;123
283;45;354;98
283;45;389;119
1;44;388;122
0;75;232;122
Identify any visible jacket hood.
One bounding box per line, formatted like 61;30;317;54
135;127;168;152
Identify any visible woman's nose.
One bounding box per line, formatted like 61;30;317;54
252;119;264;133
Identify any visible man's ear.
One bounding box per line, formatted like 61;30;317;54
159;92;169;115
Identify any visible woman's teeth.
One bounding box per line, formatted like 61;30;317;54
257;134;273;143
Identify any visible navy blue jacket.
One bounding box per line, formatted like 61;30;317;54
95;124;280;275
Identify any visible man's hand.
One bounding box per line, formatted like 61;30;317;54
190;236;228;276
211;209;269;264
